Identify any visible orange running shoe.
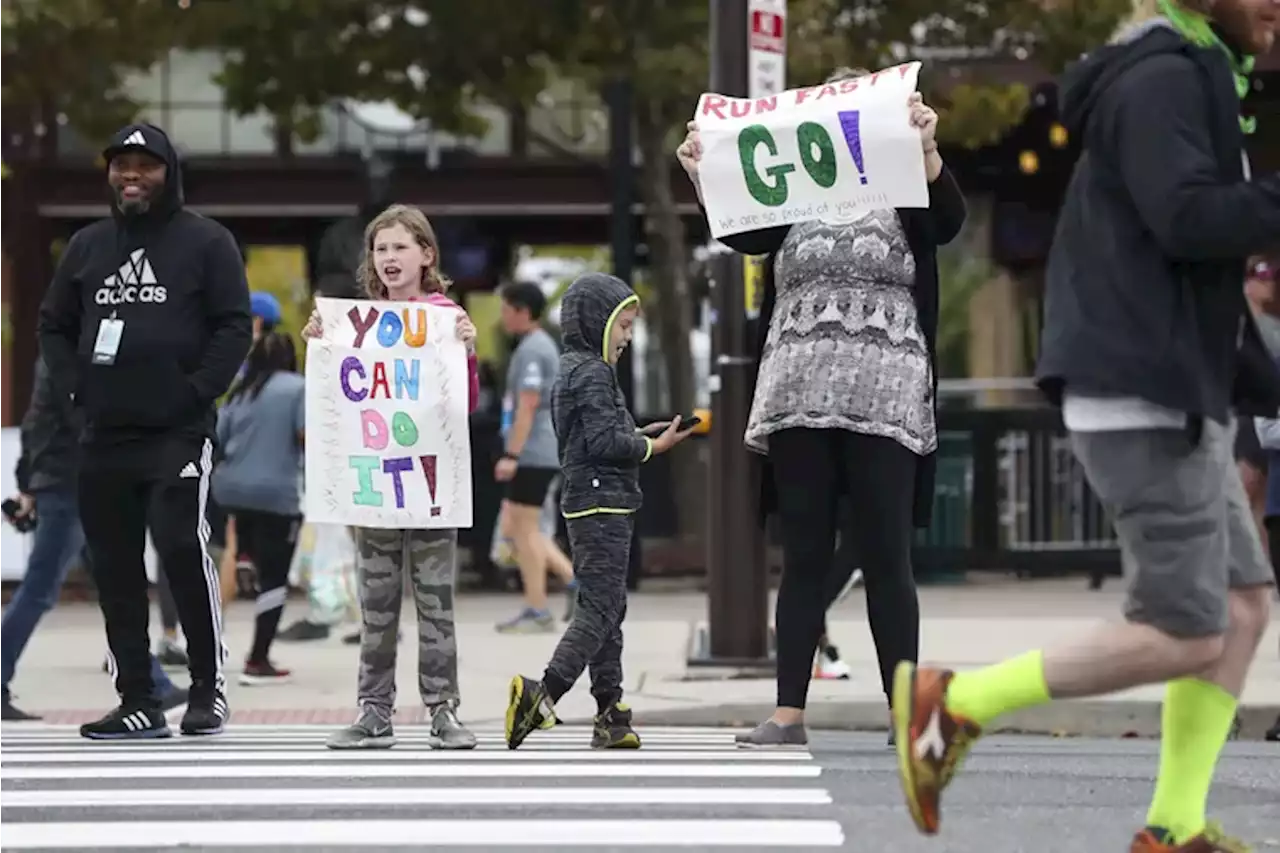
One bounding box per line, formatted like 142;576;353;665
1130;823;1252;852
891;661;983;835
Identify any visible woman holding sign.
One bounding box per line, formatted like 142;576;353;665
678;67;966;749
303;204;482;751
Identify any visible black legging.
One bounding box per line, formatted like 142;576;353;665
822;498;860;634
1265;515;1280;588
229;509;300;665
770;427;920;709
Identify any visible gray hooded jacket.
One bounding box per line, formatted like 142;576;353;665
552;273;651;517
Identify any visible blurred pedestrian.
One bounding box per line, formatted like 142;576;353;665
493;281;578;633
679;69;966;750
37;123;251;740
212;330;305;685
891;3;1280;849
4;357;189;721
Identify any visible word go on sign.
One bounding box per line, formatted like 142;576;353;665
694;62;928;239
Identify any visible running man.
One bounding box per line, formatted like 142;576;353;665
891;2;1280;851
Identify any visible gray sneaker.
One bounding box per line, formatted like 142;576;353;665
496;608;555;634
326;708;396;750
429;704;477;750
734;719;808;749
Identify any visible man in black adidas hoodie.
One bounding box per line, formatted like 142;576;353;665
38;123;251;740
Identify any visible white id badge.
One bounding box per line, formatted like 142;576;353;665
92;318;125;365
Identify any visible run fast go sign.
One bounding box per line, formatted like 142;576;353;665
695;62;929;240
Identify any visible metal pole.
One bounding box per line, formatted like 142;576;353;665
701;0;770;666
605;76;645;591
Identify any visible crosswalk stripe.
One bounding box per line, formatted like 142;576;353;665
2;724;733;736
1;749;810;763
0;787;835;808
3;762;822;780
1;819;846;848
1;725;843;849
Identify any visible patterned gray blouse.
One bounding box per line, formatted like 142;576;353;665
743;209;937;457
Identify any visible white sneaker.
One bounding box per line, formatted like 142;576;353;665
813;645;852;680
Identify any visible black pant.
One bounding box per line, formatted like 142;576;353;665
769;428;920;709
1266;515;1280;588
542;514;632;712
79;433;225;708
227;508;299;664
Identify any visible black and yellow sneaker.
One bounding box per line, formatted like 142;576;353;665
504;675;557;750
592;703;641;749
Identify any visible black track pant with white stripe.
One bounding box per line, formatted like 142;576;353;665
541;513;632;712
79;432;226;709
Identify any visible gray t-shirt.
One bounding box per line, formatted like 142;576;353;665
213;371;306;516
502;327;560;469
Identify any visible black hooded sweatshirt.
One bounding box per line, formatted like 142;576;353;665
37;123;252;446
551;273;651;517
1036;20;1280;425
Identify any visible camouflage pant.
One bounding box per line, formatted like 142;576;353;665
543;514;632;710
354;527;459;717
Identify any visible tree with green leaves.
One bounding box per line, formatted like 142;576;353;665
178;0;576;152
2;0;187;148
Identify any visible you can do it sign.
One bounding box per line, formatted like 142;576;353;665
304;297;473;529
694;62;929;240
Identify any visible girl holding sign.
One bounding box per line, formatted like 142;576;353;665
678;69;966;750
303;204;481;751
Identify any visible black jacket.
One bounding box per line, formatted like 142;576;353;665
713;165;967;528
552;273;651;517
36;123;252;445
1036;21;1280;424
15;357;80;494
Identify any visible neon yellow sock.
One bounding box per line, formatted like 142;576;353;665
1146;678;1237;843
943;650;1051;728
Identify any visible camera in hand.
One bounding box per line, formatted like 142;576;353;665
2;498;36;534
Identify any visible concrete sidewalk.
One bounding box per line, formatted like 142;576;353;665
5;578;1279;738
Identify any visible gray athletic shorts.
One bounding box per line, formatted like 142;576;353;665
1071;418;1274;638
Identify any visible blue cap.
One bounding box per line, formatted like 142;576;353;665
250;292;282;326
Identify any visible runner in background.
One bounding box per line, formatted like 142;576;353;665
493;282;577;633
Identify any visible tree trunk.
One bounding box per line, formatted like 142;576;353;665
635;101;705;544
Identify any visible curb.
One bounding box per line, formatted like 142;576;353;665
623;700;1280;741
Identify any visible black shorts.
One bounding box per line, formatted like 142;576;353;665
505;466;559;508
1235;415;1267;471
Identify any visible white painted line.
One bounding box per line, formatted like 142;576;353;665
0;819;846;848
1;763;822;780
0;749;808;763
0;786;834;808
0;733;740;745
1;725;737;736
0;743;748;755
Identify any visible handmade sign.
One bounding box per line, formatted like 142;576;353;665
304;297;473;529
695;62;928;239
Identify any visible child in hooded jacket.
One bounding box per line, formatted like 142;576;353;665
503;273;694;750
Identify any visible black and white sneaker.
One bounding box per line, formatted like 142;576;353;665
80;705;171;741
180;687;228;736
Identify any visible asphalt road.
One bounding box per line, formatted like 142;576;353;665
1;724;1276;852
810;732;1280;853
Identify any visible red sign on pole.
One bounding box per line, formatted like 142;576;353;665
750;10;785;54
